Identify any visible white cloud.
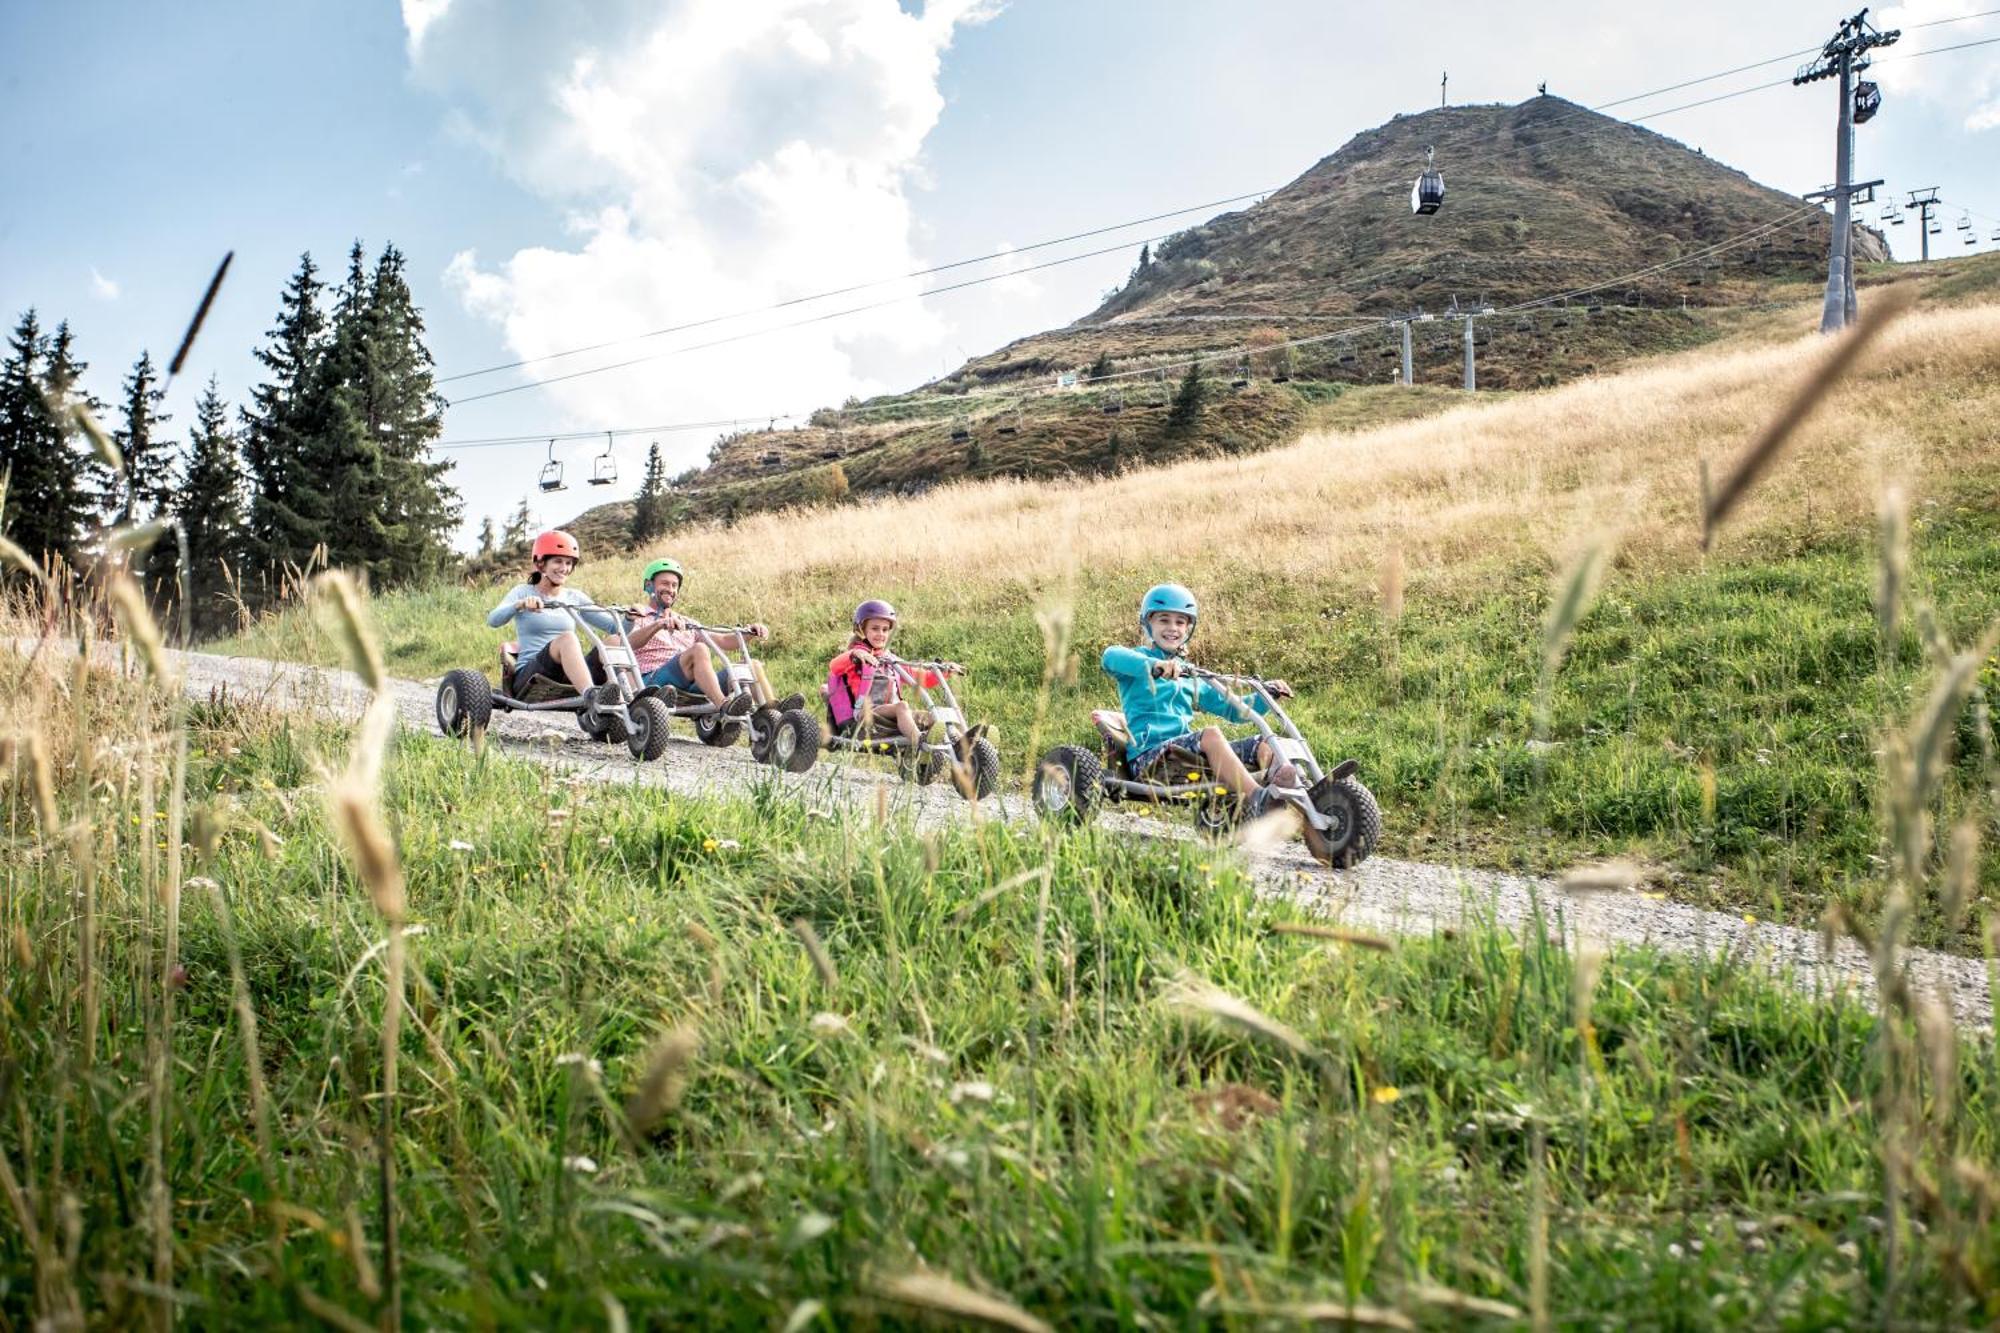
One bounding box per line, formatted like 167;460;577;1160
88;267;119;301
410;0;998;471
981;242;1042;303
1874;2;2000;131
401;0;452;54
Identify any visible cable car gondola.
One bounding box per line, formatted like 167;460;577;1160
588;432;617;486
1410;146;1445;216
538;439;566;493
1852;80;1881;124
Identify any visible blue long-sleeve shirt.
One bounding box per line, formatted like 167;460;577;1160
1101;643;1270;762
486;583;620;663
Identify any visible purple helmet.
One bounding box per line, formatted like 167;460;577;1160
853;598;898;630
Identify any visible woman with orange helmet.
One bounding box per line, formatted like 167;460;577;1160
485;530;622;698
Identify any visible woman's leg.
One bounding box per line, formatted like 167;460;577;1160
547;630;596;694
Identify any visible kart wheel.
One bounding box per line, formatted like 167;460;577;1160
961;736;1001;802
624;697;672;762
436;669;491;739
695;711;744;748
747;707;778;763
1032;745;1101;825
770;708;821;774
578;706;625;743
1194;789;1244;840
1309;776;1382;868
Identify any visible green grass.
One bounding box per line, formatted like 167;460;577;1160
220;489;2000;948
8;684;2000;1328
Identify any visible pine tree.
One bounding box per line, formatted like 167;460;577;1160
1165;359;1207;439
501;498;532;549
363;244;458;583
311;241;391;575
630;441;667;544
175;378;247;633
242;254;330;574
0;311;98;569
477;516;497;559
111;350;174;525
1087;351;1114;382
1138;243;1151;269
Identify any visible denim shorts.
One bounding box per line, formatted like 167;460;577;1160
643;656;698;692
1133;731;1262;779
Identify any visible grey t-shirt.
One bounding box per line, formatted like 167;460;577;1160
486;583;618;663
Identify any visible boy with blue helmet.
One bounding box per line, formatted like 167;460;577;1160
1101;582;1302;816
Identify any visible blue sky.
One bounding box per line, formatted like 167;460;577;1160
3;0;1995;545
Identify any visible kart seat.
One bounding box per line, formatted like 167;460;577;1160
499;640;577;703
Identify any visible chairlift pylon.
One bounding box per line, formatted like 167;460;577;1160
1410;145;1445;216
538;439;566;493
588;431;616;486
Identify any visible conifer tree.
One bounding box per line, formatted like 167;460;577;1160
242;254;330;573
1165;359;1207;439
1087;351;1114;382
630;441;667;544
111;350;174;525
501;498;532;549
364;244;458;581
312;241;390;574
0;311;97;568
175;378;247;632
476;516;497;559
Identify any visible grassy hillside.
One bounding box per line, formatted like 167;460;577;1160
227;293;2000;942
8;655;2000;1327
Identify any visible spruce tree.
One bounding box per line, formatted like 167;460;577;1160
363;244;458;582
477;516;497;559
1087;351;1114;382
111;350;174;525
175;378;247;633
501;498;532;549
1165;359;1207;439
0;311;98;569
242;254;330;574
312;241;391;574
629;441;667;544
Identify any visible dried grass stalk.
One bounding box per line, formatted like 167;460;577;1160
1559;860;1643;895
314;570;386;693
1222;1301;1415;1330
1267;920;1394;952
791;918;839;991
870;1270;1053;1333
1407;1283;1523;1319
106;572;175;685
168;251;232;378
1163;969;1320;1062
1876;484;1908;657
623;1027;699;1136
1702;284;1915;549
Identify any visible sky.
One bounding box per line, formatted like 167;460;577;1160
2;0;1996;547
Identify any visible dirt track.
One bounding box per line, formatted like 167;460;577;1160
78;642;1997;1027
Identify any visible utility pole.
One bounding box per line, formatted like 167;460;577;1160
1906;187;1940;263
1794;8;1899;333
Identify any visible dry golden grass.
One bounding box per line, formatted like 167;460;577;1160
606;302;2000;620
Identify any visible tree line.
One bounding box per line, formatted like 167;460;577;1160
0;241;460;632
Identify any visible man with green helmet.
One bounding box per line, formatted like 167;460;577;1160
623;557;765;715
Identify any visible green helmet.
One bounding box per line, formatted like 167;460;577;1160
642;557;684;593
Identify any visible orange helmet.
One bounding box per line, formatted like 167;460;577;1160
531;530;580;564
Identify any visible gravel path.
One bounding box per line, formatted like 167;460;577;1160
93;643;1997;1028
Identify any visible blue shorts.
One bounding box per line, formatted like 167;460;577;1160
643;657;698;692
1132;731;1262;779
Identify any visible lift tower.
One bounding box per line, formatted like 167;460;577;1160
1794;9;1900;333
1905;187;1941;263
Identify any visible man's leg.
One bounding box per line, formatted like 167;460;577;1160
677;644;728;707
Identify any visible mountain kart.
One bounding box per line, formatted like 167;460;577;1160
434;601;672;761
821;653;1001;800
632;620;821;774
1030;665;1381;867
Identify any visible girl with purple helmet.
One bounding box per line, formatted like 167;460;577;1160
826;599;963;747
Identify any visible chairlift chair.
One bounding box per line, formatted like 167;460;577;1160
1337;341;1357;366
1410;146;1445;216
950;415;971;443
538;439;566;493
1101;390;1124;416
1957;214;1973;232
588;432;616;486
1230;360;1250;389
1852;80;1881;124
997;409;1021;436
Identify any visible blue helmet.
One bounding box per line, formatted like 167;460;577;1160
1139;582;1198;645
